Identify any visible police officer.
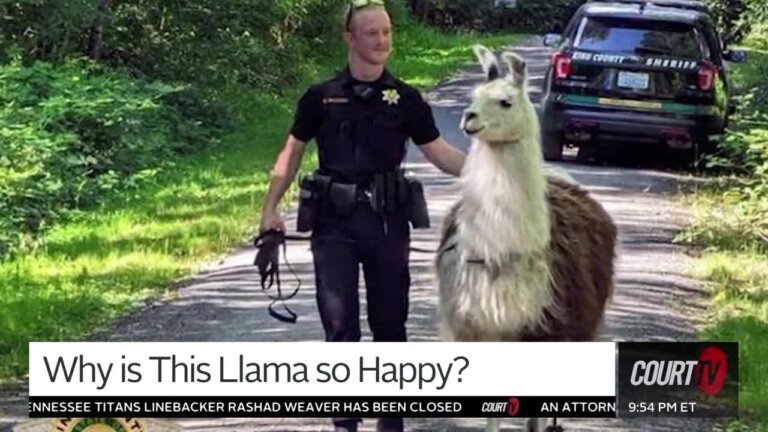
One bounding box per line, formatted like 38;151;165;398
260;1;465;431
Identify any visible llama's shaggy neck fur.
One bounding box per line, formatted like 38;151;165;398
458;100;550;265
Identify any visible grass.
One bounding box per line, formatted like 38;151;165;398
0;92;302;380
691;248;768;430
0;22;524;380
678;36;768;429
683;188;768;427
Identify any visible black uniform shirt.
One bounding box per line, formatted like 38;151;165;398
290;67;440;183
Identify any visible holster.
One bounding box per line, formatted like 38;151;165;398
369;170;430;229
405;177;430;229
296;172;331;232
328;182;357;217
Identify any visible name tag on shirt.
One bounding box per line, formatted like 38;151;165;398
323;97;349;104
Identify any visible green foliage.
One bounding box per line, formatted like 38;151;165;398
692;250;768;423
421;0;584;33
0;0;98;62
500;0;584;33
684;20;768;421
741;0;768;50
0;18;522;380
694;48;768;253
705;0;750;43
390;20;523;87
704;0;768;44
0;0;472;261
0;0;350;93
0;58;225;257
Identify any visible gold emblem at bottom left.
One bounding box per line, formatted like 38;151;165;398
14;418;180;432
53;418;144;432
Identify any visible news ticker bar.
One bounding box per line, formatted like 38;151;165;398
29;396;617;418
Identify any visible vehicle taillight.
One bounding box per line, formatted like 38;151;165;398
552;52;572;80
698;62;718;91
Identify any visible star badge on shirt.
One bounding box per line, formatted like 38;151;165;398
382;89;400;105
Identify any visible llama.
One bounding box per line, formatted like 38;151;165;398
435;45;617;432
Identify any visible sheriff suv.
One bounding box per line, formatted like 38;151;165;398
539;0;746;161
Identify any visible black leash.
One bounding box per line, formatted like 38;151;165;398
252;229;446;323
252;230;305;323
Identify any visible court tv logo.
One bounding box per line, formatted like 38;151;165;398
629;346;728;396
481;397;520;416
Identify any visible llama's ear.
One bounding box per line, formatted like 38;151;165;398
502;51;527;88
473;44;500;81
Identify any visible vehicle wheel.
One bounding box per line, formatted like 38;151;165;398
542;131;564;161
691;139;717;170
672;141;705;170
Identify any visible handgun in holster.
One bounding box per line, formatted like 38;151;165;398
370;170;430;229
296;172;331;232
405;177;430;229
371;173;386;214
370;171;398;214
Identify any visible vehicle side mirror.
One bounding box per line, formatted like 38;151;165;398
723;49;747;63
544;33;563;48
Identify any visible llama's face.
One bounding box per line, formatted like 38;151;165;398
461;45;530;145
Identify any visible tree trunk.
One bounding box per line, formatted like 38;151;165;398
409;0;418;15
86;0;111;60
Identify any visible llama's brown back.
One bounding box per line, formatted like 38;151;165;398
521;177;617;341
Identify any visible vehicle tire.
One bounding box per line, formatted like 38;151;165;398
576;145;599;163
542;131;564;161
692;139;717;170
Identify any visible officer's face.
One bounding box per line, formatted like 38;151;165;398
345;8;392;66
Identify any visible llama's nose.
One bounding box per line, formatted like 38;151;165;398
463;111;478;123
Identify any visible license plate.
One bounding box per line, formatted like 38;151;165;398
617;71;649;90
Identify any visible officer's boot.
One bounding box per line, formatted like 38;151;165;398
376;417;403;432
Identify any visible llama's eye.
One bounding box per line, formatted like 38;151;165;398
500;100;513;109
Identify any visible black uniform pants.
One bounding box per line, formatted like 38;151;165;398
311;202;410;431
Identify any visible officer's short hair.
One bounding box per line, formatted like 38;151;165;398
344;0;386;31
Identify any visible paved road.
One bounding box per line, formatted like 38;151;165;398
1;37;721;431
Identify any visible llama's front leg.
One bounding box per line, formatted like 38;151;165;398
526;418;562;432
544;418;563;432
525;417;544;432
484;417;501;432
438;320;456;342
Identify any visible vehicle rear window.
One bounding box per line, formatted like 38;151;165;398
575;17;702;58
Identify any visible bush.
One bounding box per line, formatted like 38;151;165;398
705;0;768;44
705;0;750;43
0;0;350;93
0;58;223;257
0;0;98;63
502;0;584;33
417;0;584;33
703;0;768;181
699;48;768;252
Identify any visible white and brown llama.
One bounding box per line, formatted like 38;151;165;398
435;45;617;432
